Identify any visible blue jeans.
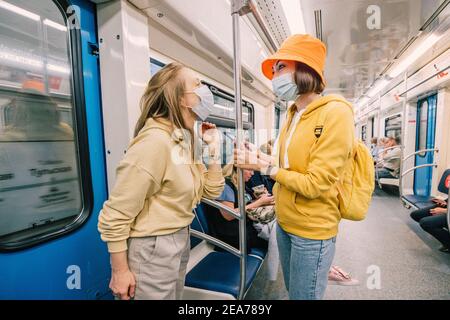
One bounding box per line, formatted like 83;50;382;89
276;223;336;300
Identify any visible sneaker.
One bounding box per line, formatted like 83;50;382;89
328;266;360;286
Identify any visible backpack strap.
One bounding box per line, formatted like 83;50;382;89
314;104;356;160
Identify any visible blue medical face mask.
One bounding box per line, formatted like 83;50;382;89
188;85;214;121
272;72;299;101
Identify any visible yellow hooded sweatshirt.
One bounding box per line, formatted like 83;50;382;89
273;94;354;240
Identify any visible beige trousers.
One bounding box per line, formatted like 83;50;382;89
127;227;190;300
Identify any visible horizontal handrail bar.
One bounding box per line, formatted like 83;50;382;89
401;163;438;177
248;0;278;53
201;198;242;220
377;156;401;165
376;145;401;156
190;229;242;258
402;148;439;161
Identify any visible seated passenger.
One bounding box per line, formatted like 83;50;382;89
379;137;388;147
410;198;449;253
374;137;388;163
207;164;272;251
376;136;401;179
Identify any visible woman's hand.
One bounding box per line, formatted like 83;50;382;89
432;198;447;207
233;142;274;171
109;251;135;300
110;268;136;300
200;122;220;146
255;194;275;206
430;207;447;216
255;187;269;199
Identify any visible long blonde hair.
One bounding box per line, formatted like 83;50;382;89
134;62;189;137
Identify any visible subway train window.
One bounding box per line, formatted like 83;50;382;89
150;58;165;76
202;82;255;159
218;126;252;165
417;99;429;157
361;124;367;142
384;114;402;138
0;0;83;248
209;86;253;124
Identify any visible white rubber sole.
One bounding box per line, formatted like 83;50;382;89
328;280;360;286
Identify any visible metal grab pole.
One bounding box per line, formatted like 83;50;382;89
448;184;450;237
399;72;408;197
231;0;251;300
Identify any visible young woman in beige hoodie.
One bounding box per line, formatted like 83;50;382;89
98;62;224;300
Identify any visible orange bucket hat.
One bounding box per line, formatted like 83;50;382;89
261;34;327;85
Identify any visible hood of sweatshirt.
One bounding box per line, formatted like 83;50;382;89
287;94;353;120
140;117;186;143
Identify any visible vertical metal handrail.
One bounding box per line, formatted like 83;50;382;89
399;72;408;197
229;0;279;300
231;0;250;300
448;184;450;236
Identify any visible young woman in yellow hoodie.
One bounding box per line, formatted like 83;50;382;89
235;35;355;299
98;62;224;300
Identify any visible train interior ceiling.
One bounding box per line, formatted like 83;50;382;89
0;0;449;300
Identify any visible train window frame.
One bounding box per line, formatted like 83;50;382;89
384;114;402;139
203;81;255;128
0;0;93;251
150;58;165;75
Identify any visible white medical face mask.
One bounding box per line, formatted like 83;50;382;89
272;72;299;101
188;85;214;121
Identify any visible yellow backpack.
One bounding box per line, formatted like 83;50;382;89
316;104;375;221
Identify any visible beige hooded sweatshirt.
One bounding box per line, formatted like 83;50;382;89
98;118;224;253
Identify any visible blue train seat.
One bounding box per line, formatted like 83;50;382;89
197;202;267;258
185;251;262;298
402;169;450;209
186;202;266;299
190;213;204;249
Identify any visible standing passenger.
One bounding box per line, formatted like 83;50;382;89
98;63;224;300
235;34;355;299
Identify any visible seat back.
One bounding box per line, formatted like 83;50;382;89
437;169;450;194
190;204;210;249
193;203;210;235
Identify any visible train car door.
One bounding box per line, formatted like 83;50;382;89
414;94;437;197
0;0;110;299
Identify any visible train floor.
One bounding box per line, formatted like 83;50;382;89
245;188;450;300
